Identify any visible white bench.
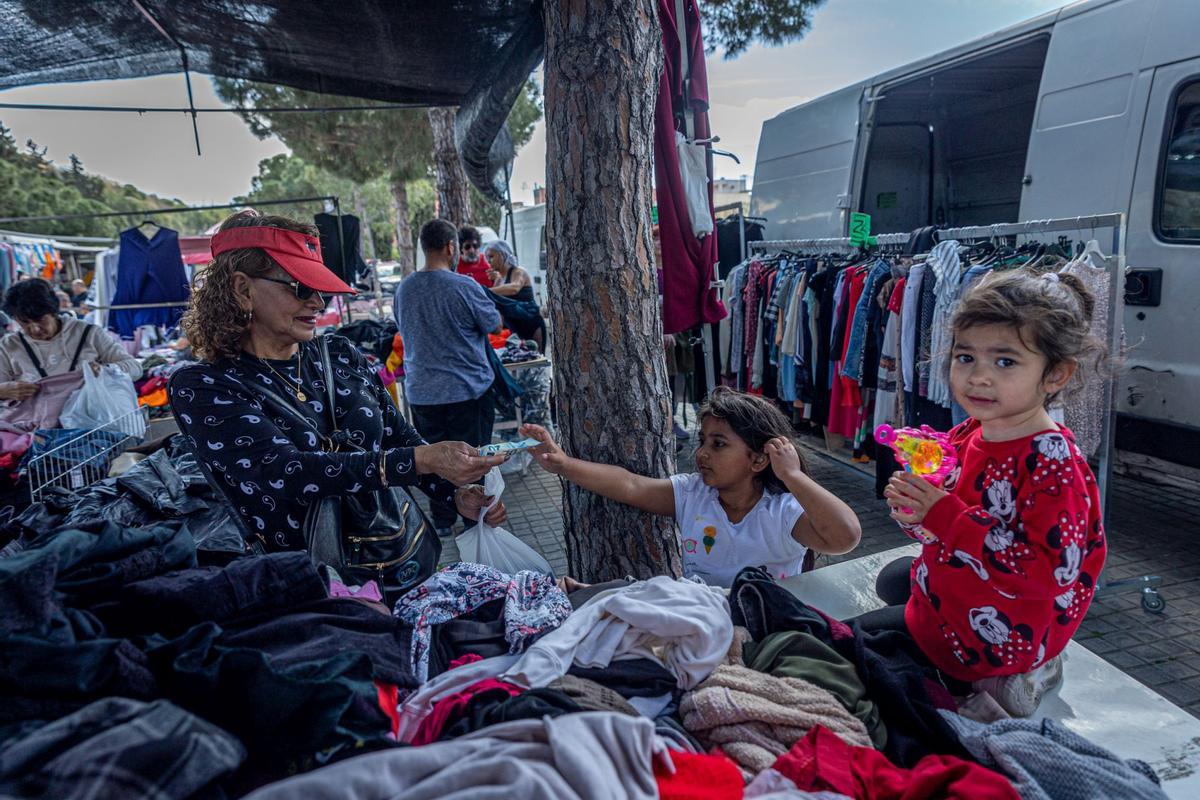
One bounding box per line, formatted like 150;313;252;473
778;544;1200;799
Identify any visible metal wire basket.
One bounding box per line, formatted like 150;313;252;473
26;407;149;503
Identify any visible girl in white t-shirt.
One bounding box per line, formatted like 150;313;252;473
520;388;861;587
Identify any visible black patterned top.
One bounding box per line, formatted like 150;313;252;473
168;335;456;551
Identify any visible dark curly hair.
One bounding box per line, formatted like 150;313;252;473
182;210;317;362
699;387;808;494
2;278;58;321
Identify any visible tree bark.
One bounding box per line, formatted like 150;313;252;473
544;0;680;582
351;186;377;261
391;179;416;276
427;106;473;227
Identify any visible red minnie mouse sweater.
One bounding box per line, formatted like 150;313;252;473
904;419;1106;681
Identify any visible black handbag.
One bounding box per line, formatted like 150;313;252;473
248;336;440;605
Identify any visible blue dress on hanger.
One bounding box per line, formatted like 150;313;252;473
109;226;190;339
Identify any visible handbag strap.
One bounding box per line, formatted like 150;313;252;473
68;325;92;373
16;334;46;379
318;334;429;514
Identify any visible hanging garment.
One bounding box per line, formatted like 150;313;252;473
926;240;962;408
675;132;714;239
900;263;925;393
1060;241;1115;459
108;227;189;339
313;212;368;287
654;0;724;335
828;268;868;438
873;278;906;432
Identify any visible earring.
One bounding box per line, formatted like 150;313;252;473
243;307;253;325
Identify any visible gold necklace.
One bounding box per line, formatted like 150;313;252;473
259;351;306;402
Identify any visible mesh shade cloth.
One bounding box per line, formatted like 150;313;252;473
0;0;540;199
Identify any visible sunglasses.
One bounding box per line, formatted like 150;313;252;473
461;242;481;251
257;276;324;302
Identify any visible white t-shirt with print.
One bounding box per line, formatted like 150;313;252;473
670;472;808;588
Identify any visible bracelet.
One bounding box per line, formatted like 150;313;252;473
380;450;389;487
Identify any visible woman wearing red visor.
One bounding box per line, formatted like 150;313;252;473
168;211;506;554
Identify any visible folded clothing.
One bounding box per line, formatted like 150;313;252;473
567;657;679;698
745;630;886;749
395;562;571;684
773;725;1019;800
940;710;1167;800
503;576;732;691
681;665;872;780
245;711;664;800
655;750;745;800
550;675;639;717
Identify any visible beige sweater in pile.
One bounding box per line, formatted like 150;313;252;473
0;316;142;384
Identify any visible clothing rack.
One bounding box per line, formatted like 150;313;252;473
748;214;1156;610
0;195;366;325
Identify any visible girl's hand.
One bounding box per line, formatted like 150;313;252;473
884;471;948;525
763;437;804;482
520;423;570;475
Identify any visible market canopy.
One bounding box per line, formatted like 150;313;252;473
0;0;544;199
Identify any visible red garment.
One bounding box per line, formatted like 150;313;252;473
827;268;867;436
410;678;523;745
907;420;1106;681
456;257;492;289
654;0;725;335
888;278;906;314
448;653;483;670
375;682;400;738
774;725;1019;800
655;750;744;799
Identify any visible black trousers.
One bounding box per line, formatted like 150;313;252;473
852;555;915;633
411;391;496;528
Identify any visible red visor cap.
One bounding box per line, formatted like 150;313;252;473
210;226;356;294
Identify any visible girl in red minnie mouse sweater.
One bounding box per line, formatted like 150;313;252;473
878;269;1107;708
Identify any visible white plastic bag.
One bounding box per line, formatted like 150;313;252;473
60;364;145;436
456;468;553;576
675;131;714;239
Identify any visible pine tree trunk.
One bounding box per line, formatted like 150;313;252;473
351;186;377;261
427;106;473;227
391;179;416;276
543;0;680;582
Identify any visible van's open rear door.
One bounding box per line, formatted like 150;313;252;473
750;84;865;240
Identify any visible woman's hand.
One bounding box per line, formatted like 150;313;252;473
0;381;39;401
414;441;506;485
88;361;102;376
763;437;805;483
884;471;948;525
520;423;570;475
455;485;508;526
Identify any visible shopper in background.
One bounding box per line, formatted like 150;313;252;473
455;225;492;289
69;279;89;308
482;239;545;351
395;219;503;537
0;278;141;401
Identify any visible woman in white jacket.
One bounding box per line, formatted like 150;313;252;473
0;278;141;402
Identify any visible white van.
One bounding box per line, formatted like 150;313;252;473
751;0;1200;471
502;204;548;306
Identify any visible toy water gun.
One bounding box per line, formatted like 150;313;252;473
875;423;958;517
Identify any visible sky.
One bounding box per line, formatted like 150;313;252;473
0;0;1065;208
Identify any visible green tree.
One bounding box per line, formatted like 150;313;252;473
237;153;397;258
700;0;828;57
213;79;432;273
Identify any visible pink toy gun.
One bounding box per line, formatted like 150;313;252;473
875;424;958;517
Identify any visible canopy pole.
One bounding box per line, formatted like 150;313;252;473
130;0;201;155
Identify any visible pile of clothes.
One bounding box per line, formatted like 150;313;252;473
0;478;1171;798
